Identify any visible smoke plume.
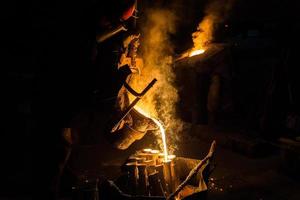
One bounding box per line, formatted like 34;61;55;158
128;8;182;153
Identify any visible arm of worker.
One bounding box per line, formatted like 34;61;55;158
118;34;142;74
118;57;143;74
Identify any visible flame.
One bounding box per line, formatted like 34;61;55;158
189;14;215;57
189;49;205;57
190;0;236;57
192;15;214;50
188;16;211;58
134;106;169;162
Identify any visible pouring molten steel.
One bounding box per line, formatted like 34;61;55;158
134;106;169;162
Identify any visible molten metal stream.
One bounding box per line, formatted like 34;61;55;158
134;107;169;162
151;118;168;162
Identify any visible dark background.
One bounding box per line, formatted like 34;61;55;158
2;0;300;198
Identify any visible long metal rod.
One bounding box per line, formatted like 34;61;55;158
111;78;157;132
96;24;128;43
124;82;143;97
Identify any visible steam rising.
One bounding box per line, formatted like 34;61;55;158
128;9;182;153
127;0;235;153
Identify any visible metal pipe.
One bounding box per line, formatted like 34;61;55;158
163;161;173;194
148;171;164;196
96;24;128;43
125;162;139;194
111;78;157;132
155;164;168;197
137;163;148;195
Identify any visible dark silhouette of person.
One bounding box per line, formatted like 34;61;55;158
33;0;139;199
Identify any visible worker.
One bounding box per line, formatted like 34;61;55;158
34;0;149;199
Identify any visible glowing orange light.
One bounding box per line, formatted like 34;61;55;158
189;49;205;57
143;148;152;153
134;106;169;162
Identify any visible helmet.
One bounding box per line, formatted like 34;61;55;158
120;0;136;21
97;0;136;23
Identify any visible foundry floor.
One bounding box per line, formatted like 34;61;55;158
7;124;299;200
175;124;300;200
62;122;300;200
